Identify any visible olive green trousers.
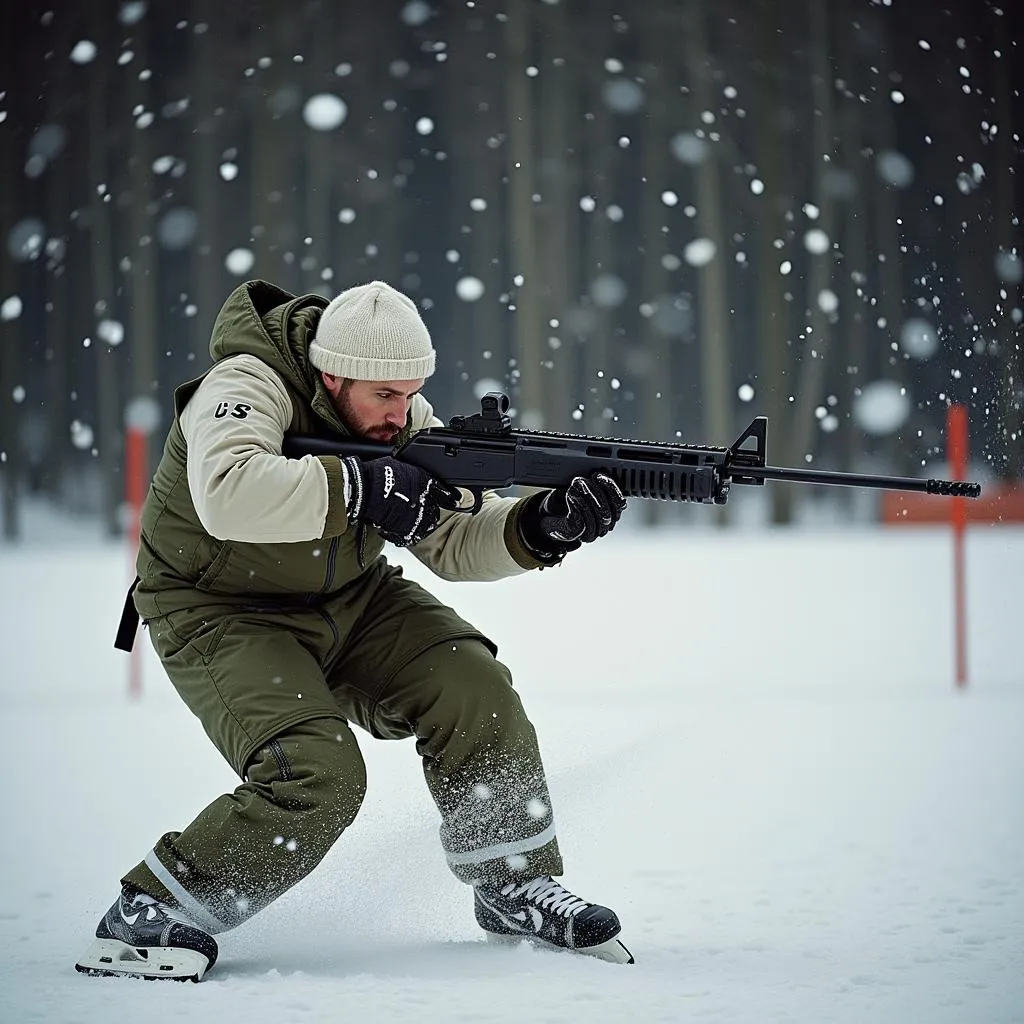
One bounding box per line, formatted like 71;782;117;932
123;569;562;934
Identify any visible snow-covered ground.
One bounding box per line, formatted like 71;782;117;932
1;525;1021;1023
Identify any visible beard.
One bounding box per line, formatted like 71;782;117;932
335;384;402;443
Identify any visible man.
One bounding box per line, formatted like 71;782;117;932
76;280;630;982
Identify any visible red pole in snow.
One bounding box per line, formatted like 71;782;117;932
947;404;968;689
125;426;147;698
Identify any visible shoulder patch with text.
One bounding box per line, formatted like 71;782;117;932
214;402;252;420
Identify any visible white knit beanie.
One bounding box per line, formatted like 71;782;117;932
309;281;435;381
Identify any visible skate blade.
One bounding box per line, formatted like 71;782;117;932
75;938;210;982
579;937;634;964
485;930;634;965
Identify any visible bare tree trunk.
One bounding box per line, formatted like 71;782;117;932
38;10;77;507
581;1;614;436
789;0;838;471
505;2;543;426
536;0;574;428
443;20;481;408
0;3;21;539
250;3;297;292
684;0;731;525
445;14;506;413
301;1;334;298
867;11;907;471
127;8;158;479
836;35;870;509
191;0;224;366
355;7;401;289
755;0;793;524
991;11;1022;478
89;6;121;538
638;4;672;526
380;38;404;292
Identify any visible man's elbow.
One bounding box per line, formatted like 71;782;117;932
192;482;244;541
195;503;237;541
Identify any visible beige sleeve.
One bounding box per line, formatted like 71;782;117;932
179;353;349;543
405;393;548;581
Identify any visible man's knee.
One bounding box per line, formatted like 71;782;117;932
245;717;368;842
385;640;536;758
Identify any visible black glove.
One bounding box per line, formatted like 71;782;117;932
343;456;460;547
517;472;627;561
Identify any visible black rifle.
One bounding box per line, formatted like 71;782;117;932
282;391;982;512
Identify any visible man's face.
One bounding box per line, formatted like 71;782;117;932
321;375;424;442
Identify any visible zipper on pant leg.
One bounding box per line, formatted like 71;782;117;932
316;607;341;659
267;739;293;781
322;535;340;591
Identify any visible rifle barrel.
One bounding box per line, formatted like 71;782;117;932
743;465;981;498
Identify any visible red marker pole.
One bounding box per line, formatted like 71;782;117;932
947;404;968;689
125;425;147;698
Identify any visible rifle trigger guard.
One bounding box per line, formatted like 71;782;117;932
453;487;484;515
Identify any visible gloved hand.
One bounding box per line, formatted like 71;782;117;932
517;472;627;561
343;455;460;547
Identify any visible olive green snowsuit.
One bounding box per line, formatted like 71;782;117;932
122;281;561;933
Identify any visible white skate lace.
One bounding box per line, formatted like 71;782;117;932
500;876;590;918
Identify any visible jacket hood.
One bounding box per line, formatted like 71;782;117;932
207;279;350;435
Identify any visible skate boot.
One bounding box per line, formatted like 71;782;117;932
75;886;218;982
474;875;633;964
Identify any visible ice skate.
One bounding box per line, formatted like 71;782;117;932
474;875;633;964
75;886;218;982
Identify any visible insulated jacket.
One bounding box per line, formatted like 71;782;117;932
131;280;545;626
